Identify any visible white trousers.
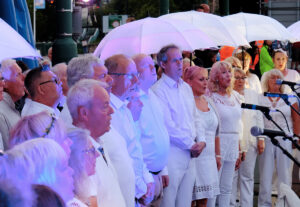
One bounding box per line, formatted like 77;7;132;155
160;145;195;207
258;138;292;207
230;145;258;207
210;160;236;207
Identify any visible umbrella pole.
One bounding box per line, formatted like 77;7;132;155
190;53;192;66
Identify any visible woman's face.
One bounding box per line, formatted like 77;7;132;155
218;66;232;90
273;52;287;71
234;71;246;93
189;69;208;96
83;141;100;176
267;74;281;93
241;59;251;73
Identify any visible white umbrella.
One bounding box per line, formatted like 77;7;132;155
224;12;294;42
0;18;41;63
160;10;249;47
93;17;217;61
287;21;300;42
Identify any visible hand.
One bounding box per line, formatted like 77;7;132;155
216;156;222;171
257;139;265;155
241;152;246;161
162;175;169;188
138;183;154;205
190;142;206;158
235;153;242;171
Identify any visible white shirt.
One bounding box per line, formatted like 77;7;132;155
138;89;170;172
101;126;135;207
89;136;126;207
284;69;300;93
67;197;88;207
246;73;262;94
110;93;153;199
151;73;205;150
21;98;60;117
60;103;74;128
0;92;21;150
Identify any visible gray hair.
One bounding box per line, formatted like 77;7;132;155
51;63;67;78
261;69;288;93
67;54;104;87
157;44;180;67
67;79;108;120
0;59;17;80
67;128;93;201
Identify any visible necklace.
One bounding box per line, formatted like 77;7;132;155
268;97;280;108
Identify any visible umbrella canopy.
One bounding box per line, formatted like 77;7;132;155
0;18;41;63
224;12;294;42
287;21;300;42
94;17;217;61
160;10;249;47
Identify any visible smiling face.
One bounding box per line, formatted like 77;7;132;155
4;63;25;102
273;52;287;71
161;48;183;82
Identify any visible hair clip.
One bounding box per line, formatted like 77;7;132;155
42;114;56;137
41;64;50;72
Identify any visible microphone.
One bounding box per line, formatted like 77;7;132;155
241;103;276;113
250;126;292;138
264;92;295;99
276;79;300;87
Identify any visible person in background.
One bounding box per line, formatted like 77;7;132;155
260;40;274;75
291;42;300;71
0;59;25;150
183;66;221;207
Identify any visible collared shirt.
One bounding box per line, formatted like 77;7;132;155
110;93;153;199
151;73;205;150
100;127;135;207
138;89;170;172
0;92;21;150
60;102;74;128
21;98;60;118
89;135;126;207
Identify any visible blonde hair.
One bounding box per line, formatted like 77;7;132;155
233;67;246;76
261;69;288;93
224;56;242;69
234;50;251;62
208;61;234;95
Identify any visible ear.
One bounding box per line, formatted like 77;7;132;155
36;84;45;96
77;106;89;122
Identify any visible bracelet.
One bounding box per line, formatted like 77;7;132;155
215;155;221;158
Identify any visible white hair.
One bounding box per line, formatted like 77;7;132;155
0;59;17;80
261;69;288;93
3;138;67;188
67;54;104;87
51;63;67;78
67;79;108;120
67;128;94;201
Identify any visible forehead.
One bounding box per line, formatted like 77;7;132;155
93;85;110;103
140;56;154;65
119;59;137;73
11;63;22;73
41;70;56;79
274;52;287;58
93;65;107;74
166;48;181;58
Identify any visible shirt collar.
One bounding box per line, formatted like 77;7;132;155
110;93;126;110
161;73;183;88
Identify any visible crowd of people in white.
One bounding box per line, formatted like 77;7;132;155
0;44;299;207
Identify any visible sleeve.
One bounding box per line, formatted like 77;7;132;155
153;89;195;150
0;114;10;150
0;133;3;151
260;47;274;74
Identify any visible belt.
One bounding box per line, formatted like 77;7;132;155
149;170;161;175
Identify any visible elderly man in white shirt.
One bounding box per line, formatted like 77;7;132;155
151;45;206;207
67;79;126;207
0;59;25;150
132;54;170;207
105;54;154;206
66;54;135;207
22;65;62;117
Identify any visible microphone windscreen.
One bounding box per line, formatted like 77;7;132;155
276;79;283;85
251;126;262;136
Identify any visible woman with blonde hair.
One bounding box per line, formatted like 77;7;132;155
183;66;221;207
258;69;300;206
224;56;242;69
207;61;243;206
9;111;72;157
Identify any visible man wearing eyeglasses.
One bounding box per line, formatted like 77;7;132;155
21;65;62;117
105;54;155;206
0;59;25;150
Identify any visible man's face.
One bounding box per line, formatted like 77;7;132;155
86;86;114;138
136;56;157;91
38;71;62;106
162;48;183;82
111;59;139;100
4;63;25;101
93;64;113;93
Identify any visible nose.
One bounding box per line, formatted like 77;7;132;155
108;105;114;114
131;74;138;85
106;74;113;86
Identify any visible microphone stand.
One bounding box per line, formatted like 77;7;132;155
279;95;300;116
289;84;300;99
262;110;300;151
267;134;300;167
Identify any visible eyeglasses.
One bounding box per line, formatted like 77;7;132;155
82;146;97;155
108;72;139;80
234;76;246;80
39;78;60;86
